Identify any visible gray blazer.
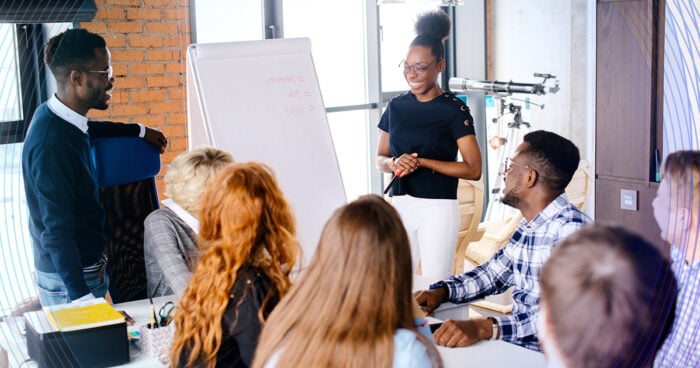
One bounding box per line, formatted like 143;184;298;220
144;207;199;297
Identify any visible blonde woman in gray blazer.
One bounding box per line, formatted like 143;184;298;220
144;146;233;298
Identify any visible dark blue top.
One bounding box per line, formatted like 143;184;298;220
378;92;475;199
22;103;140;299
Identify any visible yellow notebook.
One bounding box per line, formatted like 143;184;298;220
44;298;125;332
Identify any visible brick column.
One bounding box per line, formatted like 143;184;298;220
82;0;191;195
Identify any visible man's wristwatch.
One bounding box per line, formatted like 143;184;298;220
428;281;446;291
487;317;499;340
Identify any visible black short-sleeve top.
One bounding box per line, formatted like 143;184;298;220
378;91;475;199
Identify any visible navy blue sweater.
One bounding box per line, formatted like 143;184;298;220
22;103;140;299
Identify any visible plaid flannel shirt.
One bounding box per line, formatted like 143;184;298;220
443;194;590;351
654;245;700;367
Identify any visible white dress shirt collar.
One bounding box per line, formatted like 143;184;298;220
47;94;89;134
161;198;199;235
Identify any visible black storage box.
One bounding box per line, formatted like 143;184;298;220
24;310;129;368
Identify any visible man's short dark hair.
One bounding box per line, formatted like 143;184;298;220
521;130;580;191
44;28;106;82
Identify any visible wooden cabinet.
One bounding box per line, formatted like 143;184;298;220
595;180;662;246
595;0;665;246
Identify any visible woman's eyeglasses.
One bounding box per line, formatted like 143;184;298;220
399;58;440;74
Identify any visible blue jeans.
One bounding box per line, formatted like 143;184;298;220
35;265;110;306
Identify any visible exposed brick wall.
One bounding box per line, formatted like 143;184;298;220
81;0;191;195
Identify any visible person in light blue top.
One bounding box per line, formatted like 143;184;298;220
252;195;441;368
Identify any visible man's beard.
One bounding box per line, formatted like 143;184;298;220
87;79;109;110
500;185;521;209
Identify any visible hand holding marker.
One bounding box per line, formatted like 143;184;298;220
384;153;418;194
383;170;403;194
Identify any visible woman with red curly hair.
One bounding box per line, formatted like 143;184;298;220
169;162;298;368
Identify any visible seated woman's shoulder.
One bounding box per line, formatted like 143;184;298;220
144;207;173;226
392;329;433;368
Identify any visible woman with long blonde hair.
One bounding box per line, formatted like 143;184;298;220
252;194;441;368
170;162;298;368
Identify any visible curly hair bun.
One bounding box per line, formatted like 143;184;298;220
415;10;451;41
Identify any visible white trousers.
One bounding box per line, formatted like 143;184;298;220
391;195;459;279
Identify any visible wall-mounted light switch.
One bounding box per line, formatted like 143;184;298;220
620;189;638;211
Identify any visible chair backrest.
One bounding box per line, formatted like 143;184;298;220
91;136;161;188
565;159;592;210
453;178;484;274
91;137;161;303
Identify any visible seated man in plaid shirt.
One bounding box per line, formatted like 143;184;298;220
414;130;591;351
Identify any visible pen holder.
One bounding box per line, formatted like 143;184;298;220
137;323;175;364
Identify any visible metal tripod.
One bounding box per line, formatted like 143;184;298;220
483;100;533;221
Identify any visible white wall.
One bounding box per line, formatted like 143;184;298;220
489;0;592;161
456;0;595;217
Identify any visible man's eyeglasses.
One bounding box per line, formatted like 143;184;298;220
505;157;543;182
400;58;440;74
87;66;113;80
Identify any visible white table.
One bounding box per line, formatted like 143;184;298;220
121;296;545;368
414;275;546;367
413;275;470;321
117;295;173;367
0;317;32;368
0;278;545;368
0;296;172;368
438;340;545;367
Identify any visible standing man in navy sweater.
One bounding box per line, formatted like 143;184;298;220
22;28;168;306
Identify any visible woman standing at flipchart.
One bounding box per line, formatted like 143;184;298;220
376;10;482;279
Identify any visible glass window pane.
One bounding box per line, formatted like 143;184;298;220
0;24;21;122
327;110;370;201
194;0;263;43
1;142;35;314
283;0;368;108
380;4;441;92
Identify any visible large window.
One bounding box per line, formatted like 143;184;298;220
192;0;263;43
283;0;369;108
192;1;446;200
0;24;34;314
1;24;38;145
282;0;372;200
192;0;379;200
379;4;440;93
1;23;69;314
0;25;21;125
1;24;34;314
0;142;33;314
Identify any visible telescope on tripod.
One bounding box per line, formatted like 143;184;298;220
448;73;559;95
448;73;560;221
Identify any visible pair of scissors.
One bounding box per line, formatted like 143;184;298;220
158;301;175;327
